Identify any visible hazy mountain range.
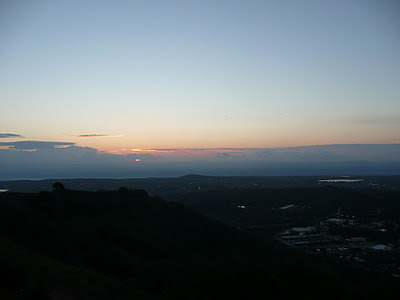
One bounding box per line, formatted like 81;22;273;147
0;143;399;180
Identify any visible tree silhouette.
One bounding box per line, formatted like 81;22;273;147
52;182;65;191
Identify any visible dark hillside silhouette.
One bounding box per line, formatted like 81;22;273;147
0;185;399;299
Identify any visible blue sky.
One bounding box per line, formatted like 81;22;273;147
1;0;399;178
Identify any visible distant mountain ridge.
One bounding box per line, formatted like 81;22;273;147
1;143;399;180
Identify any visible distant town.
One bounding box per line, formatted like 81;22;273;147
277;205;400;277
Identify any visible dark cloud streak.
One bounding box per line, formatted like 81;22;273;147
0;141;75;150
70;134;123;138
0;133;24;138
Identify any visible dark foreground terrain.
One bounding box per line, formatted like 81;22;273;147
0;177;400;299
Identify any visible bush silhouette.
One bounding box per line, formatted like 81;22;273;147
52;182;65;191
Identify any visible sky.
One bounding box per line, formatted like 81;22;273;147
1;0;399;179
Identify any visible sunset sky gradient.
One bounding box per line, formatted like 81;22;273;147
1;0;399;178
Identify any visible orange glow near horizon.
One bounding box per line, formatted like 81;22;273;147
103;147;258;160
64;124;400;155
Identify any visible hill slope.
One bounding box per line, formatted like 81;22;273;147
0;187;398;299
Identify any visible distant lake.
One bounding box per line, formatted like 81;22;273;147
318;179;363;183
0;189;8;192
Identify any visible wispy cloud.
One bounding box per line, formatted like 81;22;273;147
125;148;258;153
109;148;256;157
151;148;258;151
69;134;124;138
353;116;400;125
0;133;24;138
0;141;75;150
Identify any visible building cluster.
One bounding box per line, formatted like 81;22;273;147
277;215;400;277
